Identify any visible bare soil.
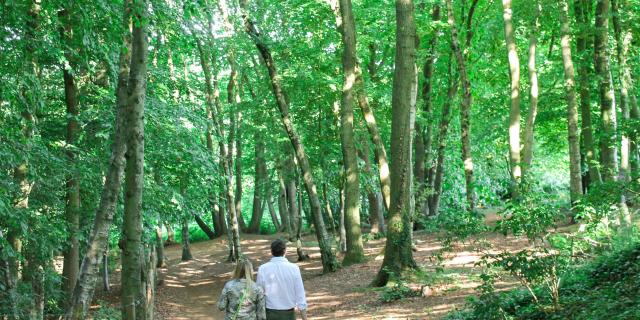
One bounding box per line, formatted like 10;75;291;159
141;214;530;319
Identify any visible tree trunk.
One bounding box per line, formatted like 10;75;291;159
428;61;458;216
196;39;242;261
611;0;634;182
193;213;216;240
559;0;584;209
447;0;475;212
165;224;176;245
521;1;540;178
180;218;193;261
240;0;339;273
501;0;522;197
155;225;164;268
594;0;618;181
266;188;280;231
355;78;391;212
248;137;267;233
416;5;441;219
102;250;110;292
338;184;347;253
65;2;133;318
334;0;364;265
277;165;292;236
59;7;80;300
574;0;602;186
373;0;418;287
358;145;384;235
120;4;149;317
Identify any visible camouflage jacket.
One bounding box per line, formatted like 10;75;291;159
217;279;266;320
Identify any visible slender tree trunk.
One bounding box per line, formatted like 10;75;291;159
559;0;584;211
196;40;241;262
248;137;267;233
240;0;339;272
358;145;384;234
611;0;634;182
594;0;618;181
266;188;280;231
59;7;80;300
193;213;216;240
447;0;475;212
355;81;391;212
155;225;164;268
120;3;149;317
501;0;522;197
334;0;364;265
65;2;133;318
277;165;292;237
416;5;441;219
521;1;540;178
429;61;457;216
180;218;193;261
373;0;418;287
102;249;110;292
575;0;601;187
338;184;347;253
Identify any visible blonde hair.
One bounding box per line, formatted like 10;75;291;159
233;258;254;283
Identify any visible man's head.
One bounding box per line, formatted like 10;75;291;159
271;239;287;257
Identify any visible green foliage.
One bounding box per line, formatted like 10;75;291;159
495;193;560;240
93;301;121;320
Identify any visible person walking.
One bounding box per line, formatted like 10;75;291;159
256;239;308;320
218;258;266;320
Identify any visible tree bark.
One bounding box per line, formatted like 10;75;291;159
574;0;601;187
611;0;634;182
248;136;267;233
521;1;540;178
65;2;132;318
416;5;441;219
559;0;584;208
447;0;475;212
155;225;164;268
335;0;364;265
120;2;149;317
59;6;80;300
373;0;418;287
428;61;458;216
240;0;339;273
594;0;618;181
501;0;522;197
193;213;216;240
180;218;193;261
358;144;384;234
277;164;292;237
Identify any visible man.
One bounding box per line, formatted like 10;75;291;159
256;239;308;320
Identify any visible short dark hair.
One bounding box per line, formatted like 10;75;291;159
271;239;286;257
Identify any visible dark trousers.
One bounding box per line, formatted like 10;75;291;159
265;308;295;320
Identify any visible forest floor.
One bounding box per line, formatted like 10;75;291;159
97;210;540;319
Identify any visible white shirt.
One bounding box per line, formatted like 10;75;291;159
256;256;307;311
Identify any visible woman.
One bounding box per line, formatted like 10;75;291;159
217;258;266;320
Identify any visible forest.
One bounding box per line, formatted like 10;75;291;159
1;0;639;318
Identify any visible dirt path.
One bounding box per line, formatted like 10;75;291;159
153;223;527;320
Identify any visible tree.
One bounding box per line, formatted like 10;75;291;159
65;1;133;318
335;0;364;265
239;0;339;273
372;0;418;287
558;0;583;209
120;0;150;317
501;0;522;198
447;0;475;212
594;0;618;181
